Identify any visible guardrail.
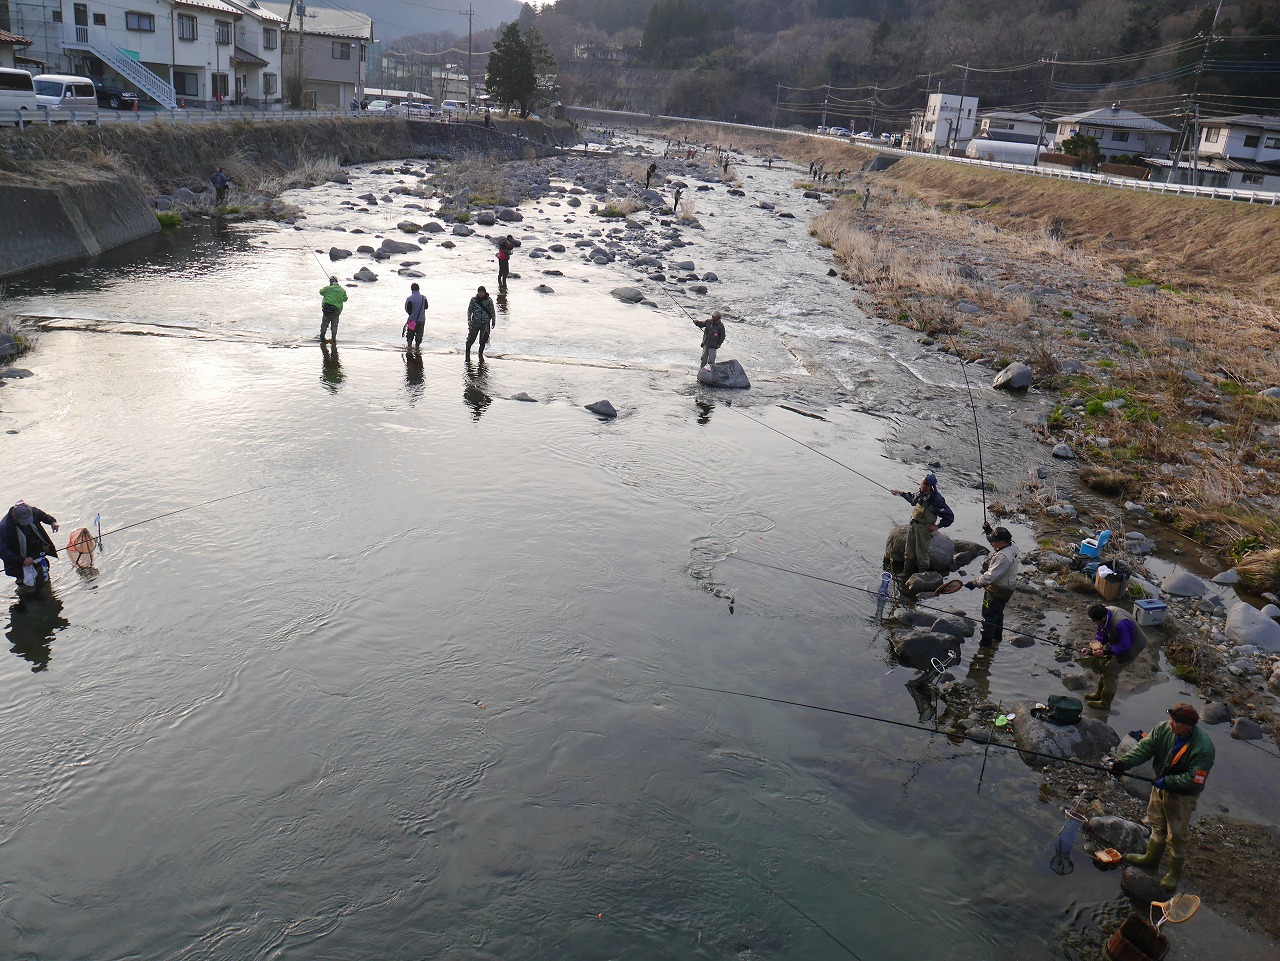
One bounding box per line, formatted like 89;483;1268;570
570;106;1280;207
1;107;394;128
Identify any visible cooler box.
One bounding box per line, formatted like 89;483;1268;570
1095;565;1128;601
1133;598;1168;627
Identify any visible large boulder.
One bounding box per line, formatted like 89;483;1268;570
0;333;18;360
905;571;945;595
585;400;618;418
884;525;956;574
890;630;963;670
697;360;750;389
353;266;378;282
328;247;352;260
379;239;422;255
611;287;645;304
1114;732;1156;801
1160;570;1207;597
993;362;1033;391
1225;602;1280;652
1009;699;1120;768
1087;816;1148;854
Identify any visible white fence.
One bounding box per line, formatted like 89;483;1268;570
573;107;1280;207
2;107;367;128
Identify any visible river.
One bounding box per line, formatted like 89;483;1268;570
1;136;1275;960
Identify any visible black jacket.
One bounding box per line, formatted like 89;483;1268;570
0;506;58;577
694;318;725;349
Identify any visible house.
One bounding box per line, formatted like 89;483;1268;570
1152;114;1280;192
909;93;979;153
260;1;371;110
977;110;1045;145
0;28;32;69
224;0;286;107
1051;104;1176;161
12;0;285;109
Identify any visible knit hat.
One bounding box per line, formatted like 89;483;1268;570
11;503;33;525
923;473;937;488
988;526;1012;543
1168;703;1200;725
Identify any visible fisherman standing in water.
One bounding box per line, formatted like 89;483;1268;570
1081;601;1148;709
890;473;954;577
319;276;347;343
403;282;427;349
0;501;59;589
465;286;496;362
966;525;1018;647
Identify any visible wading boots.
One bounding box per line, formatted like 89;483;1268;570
1124;838;1165;868
1161;857;1184;891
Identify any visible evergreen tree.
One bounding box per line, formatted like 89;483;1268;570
487;23;537;115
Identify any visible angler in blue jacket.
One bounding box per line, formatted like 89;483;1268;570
890;473;954;577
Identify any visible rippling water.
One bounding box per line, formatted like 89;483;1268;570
1;142;1275;959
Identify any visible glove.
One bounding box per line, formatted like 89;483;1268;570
1153;777;1166;790
1107;760;1128;775
982;522;993;535
965;581;977;590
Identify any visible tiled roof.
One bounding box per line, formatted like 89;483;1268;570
0;29;34;45
1055;107;1177;134
258;2;373;39
1200;114;1280;133
174;0;246;16
981;110;1041;123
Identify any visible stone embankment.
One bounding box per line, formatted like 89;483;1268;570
0;116;571;278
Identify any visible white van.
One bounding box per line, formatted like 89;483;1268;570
0;67;38;121
33;74;100;118
441;99;464;115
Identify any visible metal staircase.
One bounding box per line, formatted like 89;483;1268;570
63;26;178;109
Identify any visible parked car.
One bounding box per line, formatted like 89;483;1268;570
0;67;38;121
91;78;138;110
365;100;393;112
827;126;852;137
34;74;99;114
441;100;465;115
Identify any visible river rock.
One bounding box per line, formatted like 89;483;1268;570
398;269;425;278
423;222;445;233
0;334;18;360
1160;570;1207;597
473;211;497;226
1224;602;1280;652
379;239;421;255
905;571;944;595
1212;568;1241;585
1087;816;1148;854
497;207;523;223
1269;667;1280;695
510;392;537;402
397;220;422;233
0;367;32;378
1010;699;1119;768
329;247;352;260
611;287;645;304
883;526;956;574
1051;443;1075;459
1121;866;1168;905
452;225;474;237
992;362;1033;391
173;187;199;204
1231;717;1264;740
353;267;378;282
890;630;962;670
697;360;750;389
1259;387;1280;399
931;614;976;639
1200;701;1232;725
1114;733;1156;800
585;400;617;418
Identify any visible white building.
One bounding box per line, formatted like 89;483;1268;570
1169;114;1280;191
260;2;371;110
910;93;979;153
1052;104;1176;162
977;109;1045;144
11;0;285;108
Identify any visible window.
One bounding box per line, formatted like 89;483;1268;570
178;13;197;40
1265;136;1280;149
72;82;95;98
1243;135;1260;148
263;72;277;95
173;70;199;96
216;20;231;45
332;41;352;60
1111;130;1130;142
263;28;277;50
283;34;296;54
126;11;155;31
52;9;62;21
1242;174;1264;186
92;12;105;25
0;72;35;91
1203;128;1219;143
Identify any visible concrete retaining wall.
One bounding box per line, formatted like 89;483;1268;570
0;174;160;278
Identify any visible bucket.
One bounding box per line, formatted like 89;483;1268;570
1103;916;1170;961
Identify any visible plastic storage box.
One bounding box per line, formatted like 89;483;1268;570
1133;598;1168;627
1095;565;1129;601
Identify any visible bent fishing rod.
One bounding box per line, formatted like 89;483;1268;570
948;345;989;526
675;684;1156;784
88;484;279;541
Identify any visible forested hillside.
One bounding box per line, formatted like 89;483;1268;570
529;0;1280;128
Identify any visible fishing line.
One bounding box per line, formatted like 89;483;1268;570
949;346;988;525
726;407;895;494
674;684;1156;783
1239;738;1280;762
728;554;1085;653
92;484;280;540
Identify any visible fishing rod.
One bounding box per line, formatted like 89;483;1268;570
727;554;1084;651
675;684;1157;784
949;346;988;526
726;407;896;494
90;484;279;540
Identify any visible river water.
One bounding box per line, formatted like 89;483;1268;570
1;139;1275;960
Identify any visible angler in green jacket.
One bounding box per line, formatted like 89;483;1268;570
1108;703;1215;890
319;276;348;342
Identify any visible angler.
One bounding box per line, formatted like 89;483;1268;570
1109;703;1215;891
0;501;60;591
966;525;1018;648
889;473;954;578
1081;602;1149;709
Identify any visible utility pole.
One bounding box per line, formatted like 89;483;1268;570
1175;0;1221;184
1034;52;1058;167
869;84;878;136
772;82;780;128
465;3;474;109
820;81;830;130
951;62;969;152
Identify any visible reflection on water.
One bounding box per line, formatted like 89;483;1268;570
695;399;715;425
319;342;344;393
402;347;424;403
462;360;492;421
7;588;68;672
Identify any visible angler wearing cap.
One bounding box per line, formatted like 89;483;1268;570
1108;704;1215;891
1081;602;1149;709
319;276;348;343
0;501;60;588
966;525;1018;647
890;473;954;577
